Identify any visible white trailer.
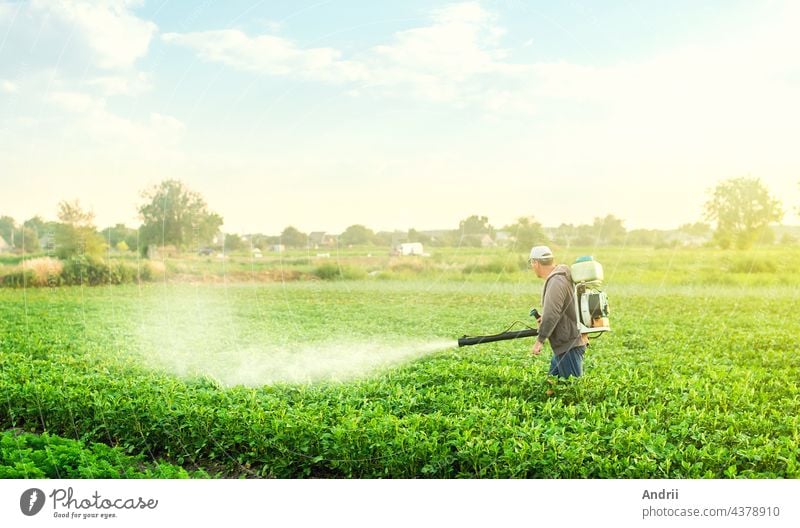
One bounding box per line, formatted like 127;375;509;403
397;242;424;256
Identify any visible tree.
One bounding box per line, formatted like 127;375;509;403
457;215;494;246
0;216;16;246
407;228;431;244
0;216;40;252
551;223;576;247
101;224;139;252
459;215;494;236
280;226;307;248
339;224;375;246
704;177;783;249
678;222;712;237
503;217;547;252
55;200;106;259
23;216;47;236
223;233;246;252
248;233;279;250
138;180;223;254
591;214;627;245
18;226;39;252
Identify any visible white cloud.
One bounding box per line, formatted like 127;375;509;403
0;0;157;127
0;1;161;160
160;0;800;128
372;2;511;78
84;71;152;96
31;0;156;70
44;89;185;153
163;2;525;109
162;30;367;83
46;90;97;112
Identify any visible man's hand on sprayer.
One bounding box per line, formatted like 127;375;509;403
531;340;543;356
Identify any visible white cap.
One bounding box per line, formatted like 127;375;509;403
529;245;553;261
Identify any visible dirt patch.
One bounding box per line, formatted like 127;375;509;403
160;269;309;284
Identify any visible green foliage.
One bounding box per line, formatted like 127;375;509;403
224;233;246;252
339;224;375;246
502;217;547;251
60;256;144;286
456;215;495;246
55;200;107;259
724;256;777;274
280;226;308;248
0;431;199;478
407;228;431;245
0;216;41;253
138;180;223;251
591;214;627;245
0;252;798;478
101;224;138;252
1;269;34;288
313;262;366;280
704;177;783;249
0;215;15;244
679;222;712;237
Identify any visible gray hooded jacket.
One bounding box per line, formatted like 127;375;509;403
536;264;584;355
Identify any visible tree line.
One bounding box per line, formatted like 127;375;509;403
0;176;794;258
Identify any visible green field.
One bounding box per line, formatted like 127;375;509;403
1;247;798;477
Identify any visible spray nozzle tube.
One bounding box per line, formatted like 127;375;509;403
458;314;540;348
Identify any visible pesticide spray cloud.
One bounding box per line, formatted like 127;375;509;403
131;285;455;386
143;337;454;387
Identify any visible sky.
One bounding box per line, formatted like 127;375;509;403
1;0;799;234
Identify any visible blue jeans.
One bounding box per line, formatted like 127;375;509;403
548;345;585;378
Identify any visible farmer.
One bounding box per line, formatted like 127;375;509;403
529;245;586;378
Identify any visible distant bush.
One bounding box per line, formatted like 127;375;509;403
61;256;110;285
60;256;152;286
725;256;777;274
137;261;154;282
0;257;161;288
312;263;367;280
1;269;34;288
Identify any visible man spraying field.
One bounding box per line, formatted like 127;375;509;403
529;245;587;379
456;246;609;383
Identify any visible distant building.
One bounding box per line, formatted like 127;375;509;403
494;231;512;246
0;236;10;253
479;234;495;247
308;232;336;249
393;242;425;256
270;244;285;253
662;230;712;247
39;232;56;252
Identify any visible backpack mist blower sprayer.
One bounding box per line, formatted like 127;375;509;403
457;256;610;348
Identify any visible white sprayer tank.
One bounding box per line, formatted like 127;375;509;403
571;256;604;284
